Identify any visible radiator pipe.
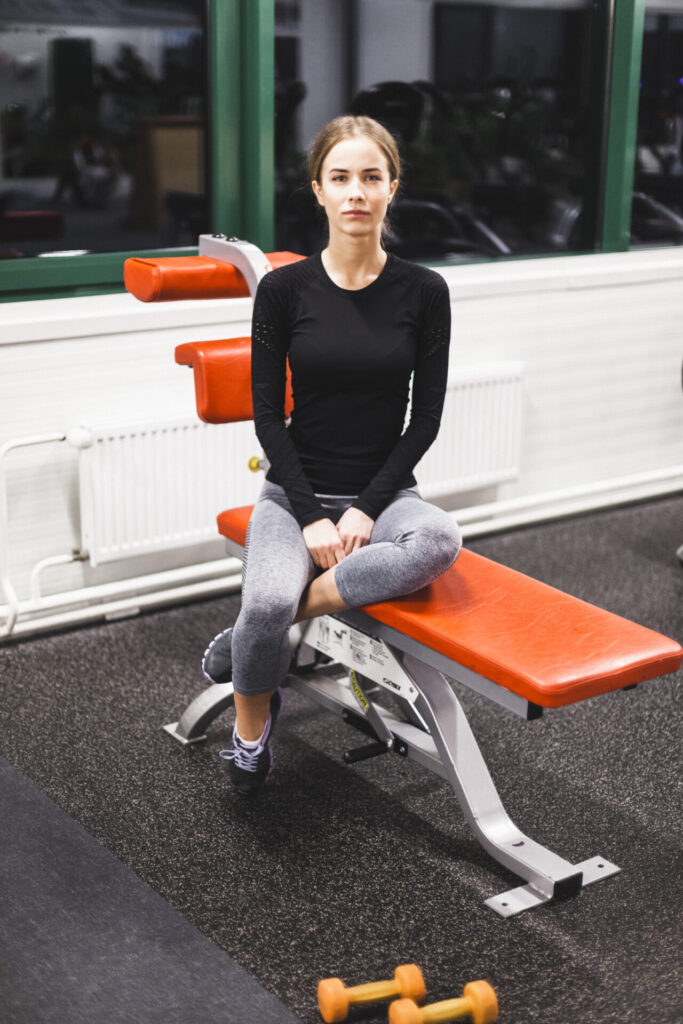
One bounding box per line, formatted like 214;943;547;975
3;573;242;639
3;558;241;619
0;433;66;638
30;551;89;600
454;464;683;531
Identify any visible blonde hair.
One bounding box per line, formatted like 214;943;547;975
308;115;401;190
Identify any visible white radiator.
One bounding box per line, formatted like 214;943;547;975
73;362;523;565
74;419;262;566
415;361;524;499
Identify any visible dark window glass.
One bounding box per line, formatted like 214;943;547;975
275;0;607;262
0;0;207;259
632;5;683;248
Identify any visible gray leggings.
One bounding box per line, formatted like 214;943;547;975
231;481;462;696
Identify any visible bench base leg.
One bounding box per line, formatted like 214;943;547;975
164;681;235;745
486;856;621;917
163;722;208;746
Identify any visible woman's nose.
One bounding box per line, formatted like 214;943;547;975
347;176;365;200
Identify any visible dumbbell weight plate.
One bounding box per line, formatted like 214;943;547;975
463;980;498;1024
395;963;427;1002
317;977;349;1023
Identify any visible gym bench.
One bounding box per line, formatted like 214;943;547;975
125;239;683;917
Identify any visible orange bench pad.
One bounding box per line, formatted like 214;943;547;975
217;505;253;546
217;505;682;709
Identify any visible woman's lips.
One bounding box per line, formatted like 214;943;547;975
343;210;369;217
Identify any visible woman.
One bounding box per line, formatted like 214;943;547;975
204;115;462;795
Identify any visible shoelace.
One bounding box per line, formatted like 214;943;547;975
219;717;271;772
219;741;265;772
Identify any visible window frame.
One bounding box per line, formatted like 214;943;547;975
0;0;651;302
0;0;272;302
602;0;646;251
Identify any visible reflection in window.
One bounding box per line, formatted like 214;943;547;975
0;0;207;260
632;4;683;247
275;0;605;262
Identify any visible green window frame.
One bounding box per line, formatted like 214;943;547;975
0;0;650;303
602;0;646;252
0;0;274;304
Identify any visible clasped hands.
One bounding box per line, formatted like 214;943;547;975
302;507;374;569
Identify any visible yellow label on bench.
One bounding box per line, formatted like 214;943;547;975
350;670;369;711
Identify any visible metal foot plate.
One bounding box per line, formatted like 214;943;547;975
485;885;551;917
163;721;208;746
572;855;621;886
485;855;621;917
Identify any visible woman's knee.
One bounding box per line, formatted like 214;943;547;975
237;585;300;636
424;516;462;571
437;515;463;563
398;512;462;574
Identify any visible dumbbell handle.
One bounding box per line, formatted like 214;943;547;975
419;996;476;1022
346;980;399;1005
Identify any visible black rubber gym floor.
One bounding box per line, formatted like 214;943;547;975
0;757;302;1024
1;495;681;1024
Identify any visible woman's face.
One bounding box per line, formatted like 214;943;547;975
312;135;398;241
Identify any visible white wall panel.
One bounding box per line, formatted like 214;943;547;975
447;262;683;495
2;249;682;625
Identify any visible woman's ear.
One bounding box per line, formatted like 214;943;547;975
388;179;398;202
312;181;325;207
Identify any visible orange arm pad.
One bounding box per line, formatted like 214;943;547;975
175;337;293;424
124;251;305;302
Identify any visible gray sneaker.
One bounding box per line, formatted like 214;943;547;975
202;627;233;685
202;624;307;685
219;689;283;796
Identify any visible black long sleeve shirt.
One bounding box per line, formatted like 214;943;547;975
251;251;451;528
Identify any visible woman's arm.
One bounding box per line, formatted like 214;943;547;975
252;273;345;567
251;272;328;528
349;273;451;523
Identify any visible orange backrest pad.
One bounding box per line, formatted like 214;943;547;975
175;337;293;424
124;251;306;302
216;505;683;709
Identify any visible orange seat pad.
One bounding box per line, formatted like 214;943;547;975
217;505;254;547
217;505;682;708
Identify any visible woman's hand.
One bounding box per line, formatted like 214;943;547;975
336;507;374;556
303;518;346;569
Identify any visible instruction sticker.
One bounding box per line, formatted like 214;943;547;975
303;616;417;703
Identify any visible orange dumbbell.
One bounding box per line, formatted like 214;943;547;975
318;963;426;1023
389;980;498;1024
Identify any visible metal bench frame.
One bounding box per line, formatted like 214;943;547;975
165;567;620;918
